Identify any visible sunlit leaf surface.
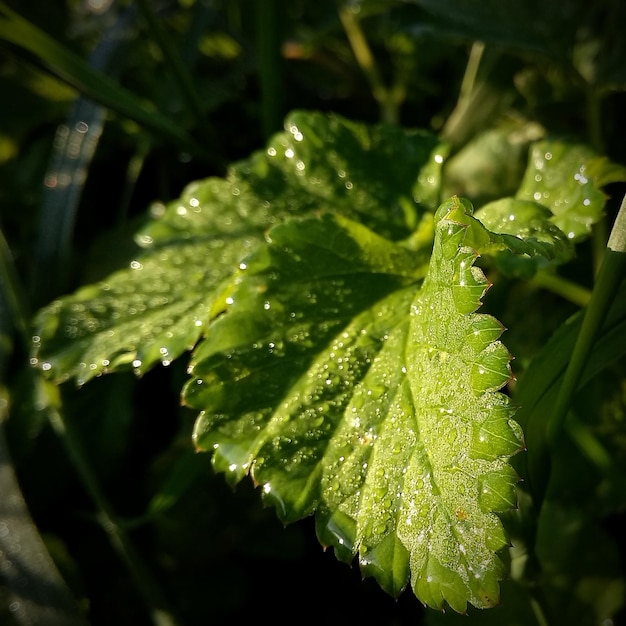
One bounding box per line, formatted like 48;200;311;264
188;199;524;612
475;198;574;276
31;111;446;384
515;140;626;241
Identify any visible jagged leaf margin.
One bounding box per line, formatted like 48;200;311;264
515;139;626;241
474;197;574;277
187;198;525;612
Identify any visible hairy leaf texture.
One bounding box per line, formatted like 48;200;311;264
188;198;523;612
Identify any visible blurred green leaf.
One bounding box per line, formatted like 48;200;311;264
400;0;587;60
443;124;543;206
475;198;574;277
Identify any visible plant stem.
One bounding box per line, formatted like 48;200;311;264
440;41;485;147
458;41;485;105
339;5;400;124
530;270;592;307
44;383;181;626
546;192;626;446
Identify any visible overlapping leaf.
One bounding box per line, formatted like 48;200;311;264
31;111;447;384
475;198;574;277
515;139;626;241
187;198;526;612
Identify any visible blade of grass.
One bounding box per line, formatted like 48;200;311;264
0;2;210;160
31;4;136;307
1;228;181;626
339;4;402;124
1;232;87;624
0;396;89;626
546;192;626;447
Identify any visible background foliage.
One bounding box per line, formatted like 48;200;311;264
1;0;626;624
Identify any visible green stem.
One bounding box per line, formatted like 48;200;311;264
530;271;592;307
441;41;485;147
458;41;485;105
44;384;181;626
339;6;399;124
546;193;626;446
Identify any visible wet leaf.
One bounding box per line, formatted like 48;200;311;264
474;197;574;277
31;111;446;384
188;198;524;612
515;140;626;241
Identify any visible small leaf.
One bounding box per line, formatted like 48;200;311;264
474;197;574;277
188;198;523;612
515;140;626;240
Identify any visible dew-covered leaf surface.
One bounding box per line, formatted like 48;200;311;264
474;197;574;276
188;198;524;612
31;111;446;384
515;140;626;241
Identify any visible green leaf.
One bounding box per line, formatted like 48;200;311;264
402;0;580;59
515;140;626;241
474;197;574;277
187;198;523;612
31;111;447;384
442;124;542;208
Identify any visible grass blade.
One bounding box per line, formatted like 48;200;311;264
0;2;208;158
